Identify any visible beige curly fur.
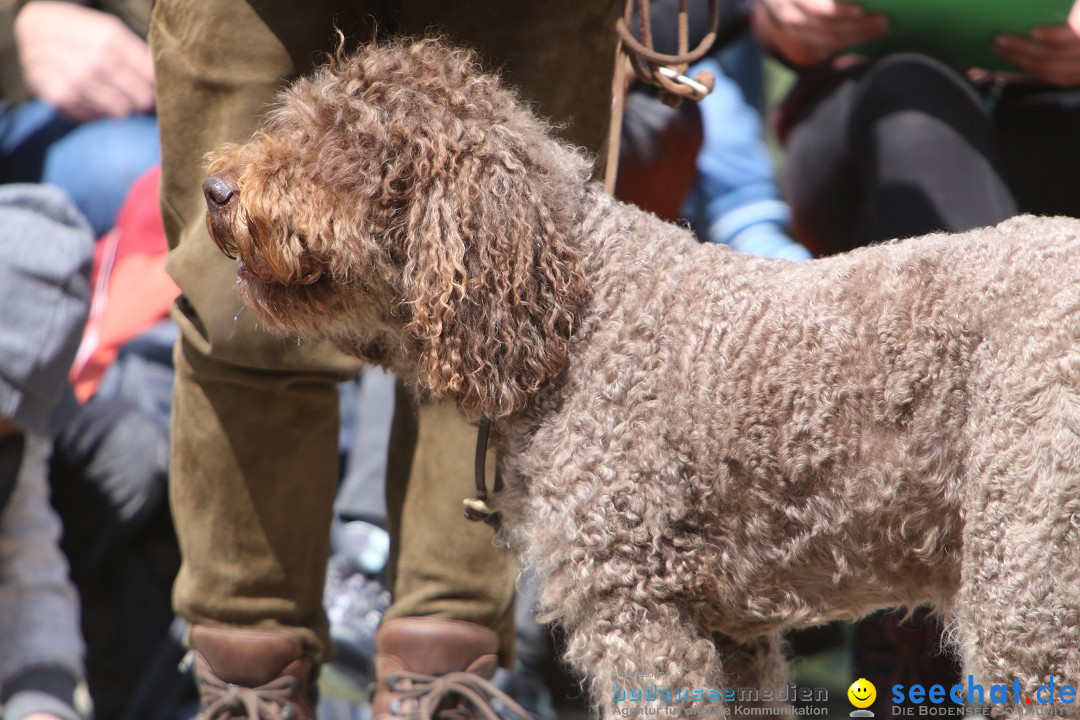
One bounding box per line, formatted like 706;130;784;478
204;39;1080;716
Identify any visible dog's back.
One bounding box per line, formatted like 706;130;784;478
505;203;1080;701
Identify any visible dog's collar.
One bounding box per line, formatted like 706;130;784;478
464;418;503;529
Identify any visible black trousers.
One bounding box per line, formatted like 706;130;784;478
783;53;1080;255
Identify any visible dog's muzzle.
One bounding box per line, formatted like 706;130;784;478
203;172;237;209
203;172;242;258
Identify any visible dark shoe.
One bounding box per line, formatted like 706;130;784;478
187;625;316;720
371;618;529;720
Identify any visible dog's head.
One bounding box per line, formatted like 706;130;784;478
204;39;593;417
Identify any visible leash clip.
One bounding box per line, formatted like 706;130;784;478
466;419;503;530
656;66;713;102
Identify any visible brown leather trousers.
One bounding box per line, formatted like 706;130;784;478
149;0;618;663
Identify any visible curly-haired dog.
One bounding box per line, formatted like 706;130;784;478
203;40;1080;715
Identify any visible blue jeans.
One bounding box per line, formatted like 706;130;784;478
0;100;159;237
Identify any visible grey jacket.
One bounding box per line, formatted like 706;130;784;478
0;185;91;720
0;185;92;436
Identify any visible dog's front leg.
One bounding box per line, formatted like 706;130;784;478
516;429;733;717
558;597;725;718
711;633;791;712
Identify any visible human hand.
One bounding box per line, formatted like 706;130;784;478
992;1;1080;86
22;714;67;720
14;1;155;121
752;0;889;68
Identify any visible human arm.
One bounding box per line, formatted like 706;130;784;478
992;1;1080;86
991;0;1080;86
13;1;154;121
689;54;812;260
751;0;888;67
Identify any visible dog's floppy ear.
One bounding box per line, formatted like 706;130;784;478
403;144;587;418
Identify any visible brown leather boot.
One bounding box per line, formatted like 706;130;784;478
187;625;317;720
372;617;528;720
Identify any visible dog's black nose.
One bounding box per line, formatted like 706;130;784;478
203;173;237;208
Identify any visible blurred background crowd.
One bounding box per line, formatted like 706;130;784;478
0;0;1077;719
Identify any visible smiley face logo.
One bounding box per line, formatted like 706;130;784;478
848;678;876;709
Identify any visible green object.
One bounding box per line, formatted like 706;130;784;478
848;0;1073;73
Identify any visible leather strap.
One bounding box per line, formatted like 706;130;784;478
464;419;501;529
604;0;721;194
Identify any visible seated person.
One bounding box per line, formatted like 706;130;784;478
0;0;158;236
0;184;92;720
754;0;1080;255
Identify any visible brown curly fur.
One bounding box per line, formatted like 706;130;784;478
206;39;1080;716
207;40;589;418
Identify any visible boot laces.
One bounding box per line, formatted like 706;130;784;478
386;671;531;720
199;673;300;720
